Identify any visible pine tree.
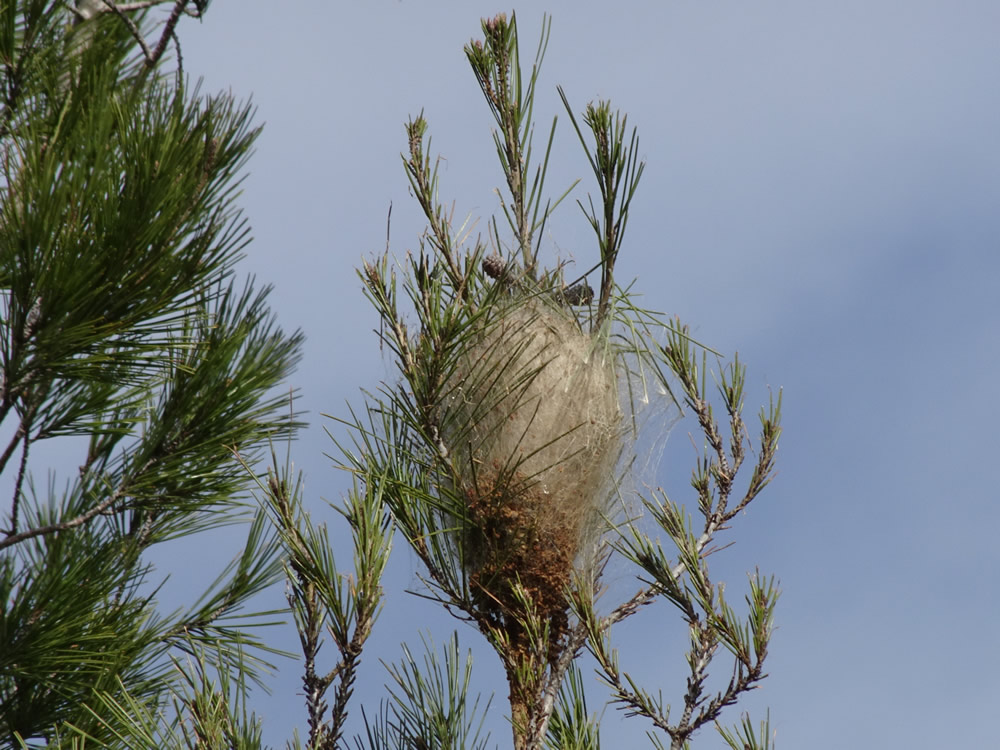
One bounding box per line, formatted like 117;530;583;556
1;6;784;749
0;2;302;747
260;12;783;750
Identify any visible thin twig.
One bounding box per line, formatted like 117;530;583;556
0;423;25;478
100;0;190;68
8;437;31;537
147;0;187;67
100;0;175;11
0;456;151;551
601;512;727;633
0;492;116;550
603;585;657;628
171;27;183;79
101;0;153;60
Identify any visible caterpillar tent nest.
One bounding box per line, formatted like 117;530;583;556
441;291;625;656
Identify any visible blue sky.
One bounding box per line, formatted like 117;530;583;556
168;2;1000;747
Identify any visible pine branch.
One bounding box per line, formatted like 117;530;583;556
84;0;200;69
0;5;302;742
252;447;391;750
338;13;784;750
0;456;152;552
570;318;782;748
7;431;31;537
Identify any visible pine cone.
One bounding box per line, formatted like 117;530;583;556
483;254;506;279
560;282;594;306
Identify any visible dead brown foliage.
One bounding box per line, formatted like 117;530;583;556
461;465;582;664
